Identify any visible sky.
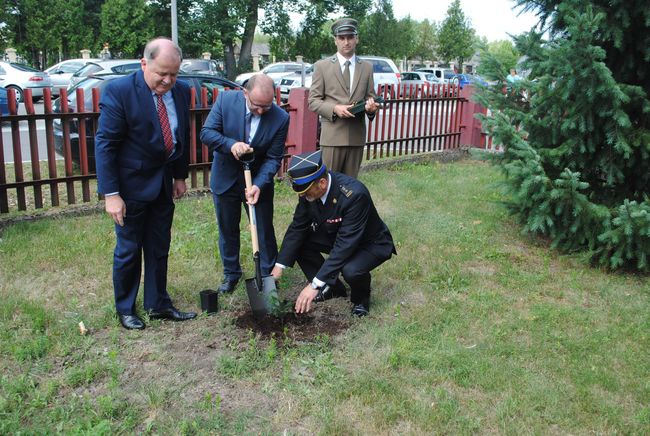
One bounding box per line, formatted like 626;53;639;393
391;0;540;41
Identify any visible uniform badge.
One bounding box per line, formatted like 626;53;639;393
340;185;353;198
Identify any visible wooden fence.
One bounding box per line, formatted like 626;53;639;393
0;83;473;214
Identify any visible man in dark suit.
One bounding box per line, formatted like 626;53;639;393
200;74;290;294
271;151;396;316
95;37;197;330
309;17;378;178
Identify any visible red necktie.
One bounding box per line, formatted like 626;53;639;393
156;94;174;157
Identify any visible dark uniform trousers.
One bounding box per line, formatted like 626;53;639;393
294;201;389;305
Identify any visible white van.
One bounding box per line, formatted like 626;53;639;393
416;67;455;84
359;56;401;95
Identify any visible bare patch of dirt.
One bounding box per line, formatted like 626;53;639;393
233;300;352;345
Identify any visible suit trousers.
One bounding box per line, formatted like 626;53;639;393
320;145;364;178
294;232;387;305
212;184;278;280
113;186;174;315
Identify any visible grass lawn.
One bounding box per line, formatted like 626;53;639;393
1;158;648;434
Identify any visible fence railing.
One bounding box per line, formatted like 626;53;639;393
0;83;482;214
366;83;465;160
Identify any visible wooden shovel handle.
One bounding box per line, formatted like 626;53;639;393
244;168;260;254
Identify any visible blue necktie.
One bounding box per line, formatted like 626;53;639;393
245;112;252;143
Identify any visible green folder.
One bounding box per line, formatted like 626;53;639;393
349;96;385;115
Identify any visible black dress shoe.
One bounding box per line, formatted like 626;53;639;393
217;277;239;294
147;307;197;321
119;314;145;330
314;282;348;302
351;302;370;317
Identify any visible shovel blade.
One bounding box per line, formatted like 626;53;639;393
245;275;278;318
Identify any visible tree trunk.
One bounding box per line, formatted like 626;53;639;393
237;0;260;74
223;39;237;81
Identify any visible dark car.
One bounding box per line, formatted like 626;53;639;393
0;87;9;116
53;73;242;168
180;59;223;77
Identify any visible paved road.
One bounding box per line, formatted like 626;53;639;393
1;102;64;164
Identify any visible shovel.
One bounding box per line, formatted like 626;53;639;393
241;153;278;318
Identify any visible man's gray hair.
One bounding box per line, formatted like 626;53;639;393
143;37;183;61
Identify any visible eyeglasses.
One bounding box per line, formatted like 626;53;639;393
246;94;273;111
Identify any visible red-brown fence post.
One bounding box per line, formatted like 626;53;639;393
286;88;318;156
459;85;487;148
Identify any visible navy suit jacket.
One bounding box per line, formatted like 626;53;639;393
95;70;191;201
200;91;289;195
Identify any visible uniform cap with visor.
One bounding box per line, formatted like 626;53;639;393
331;17;358;36
286;151;327;194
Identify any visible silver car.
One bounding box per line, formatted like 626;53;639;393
0;61;53;103
236;62;311;86
69;59;141;87
400;71;441;97
279;65;314;102
180;59;223;77
45;58;99;97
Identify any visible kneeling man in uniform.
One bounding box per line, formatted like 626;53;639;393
271;151;396;316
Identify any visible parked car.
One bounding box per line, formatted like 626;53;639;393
0;61;53;103
180;59;223;77
399;71;441;97
416;67;455;84
53;73;242;168
359;56;401;96
236;62;311;86
449;73;488;89
278;65;314;102
45;58;100;97
69;59;141;87
0;87;8;116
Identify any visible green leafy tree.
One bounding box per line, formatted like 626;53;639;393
292;3;333;62
289;0;372;62
409;19;438;63
55;0;94;62
358;0;414;60
0;0;19;52
99;0;154;58
476;0;650;271
196;0;262;79
260;0;295;61
148;0;209;58
20;0;59;67
476;39;520;77
437;0;475;69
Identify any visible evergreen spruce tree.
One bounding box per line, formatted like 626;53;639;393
476;0;650;271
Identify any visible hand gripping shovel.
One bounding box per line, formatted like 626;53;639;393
241;153;278;318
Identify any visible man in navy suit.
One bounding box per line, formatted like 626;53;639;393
200;74;289;294
95;37;197;330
